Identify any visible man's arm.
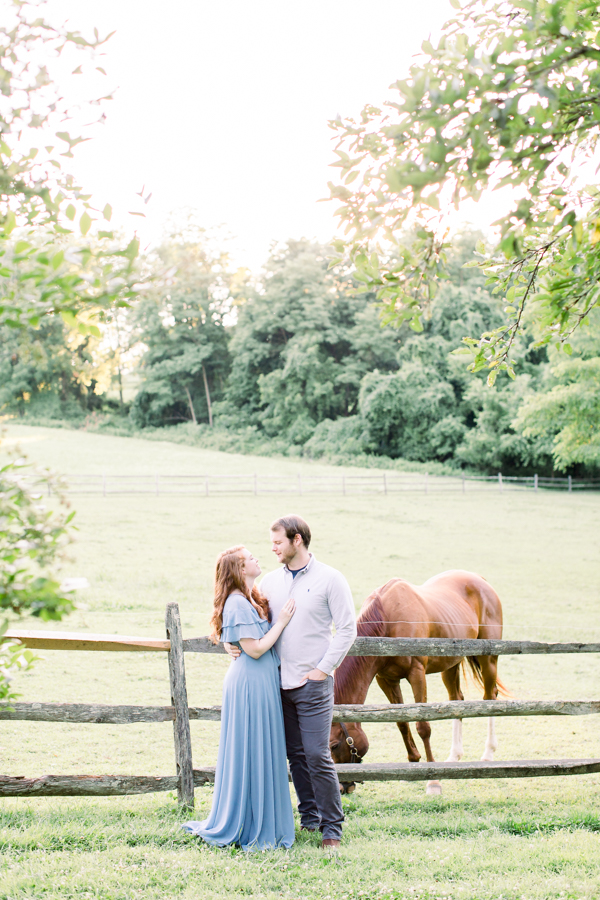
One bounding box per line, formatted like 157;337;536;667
315;571;357;676
224;641;241;659
225;571;277;660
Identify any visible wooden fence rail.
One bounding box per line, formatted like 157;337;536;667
7;630;600;658
4;759;600;797
2;699;600;725
2;608;600;806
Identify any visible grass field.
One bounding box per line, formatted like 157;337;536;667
1;423;599;900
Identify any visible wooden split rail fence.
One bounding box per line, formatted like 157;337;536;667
1;604;599;807
28;472;600;496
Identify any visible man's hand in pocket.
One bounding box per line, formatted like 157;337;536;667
306;668;328;681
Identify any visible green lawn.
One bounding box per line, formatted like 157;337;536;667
1;424;599;900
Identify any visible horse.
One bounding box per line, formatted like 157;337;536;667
329;570;505;795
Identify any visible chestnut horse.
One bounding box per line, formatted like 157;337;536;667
330;570;504;795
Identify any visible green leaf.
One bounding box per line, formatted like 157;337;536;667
79;211;92;236
60;311;77;329
52;251;64;270
103;204;112;221
3;211;16;236
65;204;76;221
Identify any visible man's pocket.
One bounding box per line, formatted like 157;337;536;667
302;675;333;691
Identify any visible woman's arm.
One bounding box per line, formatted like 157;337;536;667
239;598;295;660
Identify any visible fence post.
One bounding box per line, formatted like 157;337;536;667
534;473;538;493
205;476;209;497
165;602;194;807
462;473;465;494
383;472;387;495
254;473;258;496
568;475;572;493
155;473;159;496
102;473;106;497
498;472;503;493
342;475;346;496
298;473;302;495
425;473;428;494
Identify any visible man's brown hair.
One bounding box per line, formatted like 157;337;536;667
270;514;311;549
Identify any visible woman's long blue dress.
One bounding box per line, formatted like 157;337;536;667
181;593;295;851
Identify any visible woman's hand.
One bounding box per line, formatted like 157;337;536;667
277;598;296;626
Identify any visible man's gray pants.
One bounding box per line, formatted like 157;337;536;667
280;676;344;841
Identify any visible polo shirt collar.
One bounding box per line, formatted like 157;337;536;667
284;552;316;576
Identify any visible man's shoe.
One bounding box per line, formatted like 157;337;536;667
321;839;341;851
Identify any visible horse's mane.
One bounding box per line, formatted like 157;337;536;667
334;590;386;703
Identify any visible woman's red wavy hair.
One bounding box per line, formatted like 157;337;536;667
209;545;270;643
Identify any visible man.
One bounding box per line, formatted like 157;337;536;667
225;514;356;850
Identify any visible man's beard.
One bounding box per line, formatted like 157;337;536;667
280;545;297;567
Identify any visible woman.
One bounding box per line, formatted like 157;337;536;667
182;545;296;851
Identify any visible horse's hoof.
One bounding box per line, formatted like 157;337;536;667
339;782;355;794
345;783;356;794
426;780;443;796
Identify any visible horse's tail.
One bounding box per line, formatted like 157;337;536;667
462;656;511;698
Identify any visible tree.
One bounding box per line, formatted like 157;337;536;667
514;310;600;470
131;231;235;428
0;314;104;418
0;1;140;698
1;2;141;334
329;0;600;383
220;240;399;444
0;446;76;702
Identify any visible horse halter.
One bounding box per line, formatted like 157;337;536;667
339;722;363;764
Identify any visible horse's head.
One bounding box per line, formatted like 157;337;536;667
329;721;369;763
329;721;369;793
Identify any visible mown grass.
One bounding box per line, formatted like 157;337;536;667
2;792;600;899
0;423;599;899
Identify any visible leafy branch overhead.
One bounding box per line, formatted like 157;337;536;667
0;2;141;333
329;0;600;383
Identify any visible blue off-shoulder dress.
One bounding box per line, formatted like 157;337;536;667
182;593;295;851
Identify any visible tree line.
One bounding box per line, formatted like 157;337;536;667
2;226;599;475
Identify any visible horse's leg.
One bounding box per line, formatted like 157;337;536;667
406;662;442;796
376;673;421;763
441;664;464;762
478;654;499;761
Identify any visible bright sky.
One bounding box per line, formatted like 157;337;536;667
42;0;463;269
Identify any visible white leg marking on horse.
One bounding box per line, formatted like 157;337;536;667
447;719;464;762
481;717;498;761
426;780;443;796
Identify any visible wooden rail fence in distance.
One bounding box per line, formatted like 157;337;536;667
23;471;600;496
2;611;600;805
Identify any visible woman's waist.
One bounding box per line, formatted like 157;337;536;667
225;648;279;675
